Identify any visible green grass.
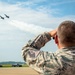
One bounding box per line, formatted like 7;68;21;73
0;64;28;68
2;64;12;67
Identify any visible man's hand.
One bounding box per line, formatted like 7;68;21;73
48;29;57;39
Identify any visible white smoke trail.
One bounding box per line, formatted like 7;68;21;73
8;20;53;34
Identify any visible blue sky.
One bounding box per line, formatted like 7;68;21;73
0;0;75;62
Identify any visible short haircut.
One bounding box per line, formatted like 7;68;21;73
57;20;75;45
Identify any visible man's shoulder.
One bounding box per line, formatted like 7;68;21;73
55;48;75;63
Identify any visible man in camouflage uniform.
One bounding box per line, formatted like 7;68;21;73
22;21;75;75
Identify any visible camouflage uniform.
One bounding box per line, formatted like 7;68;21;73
22;32;75;75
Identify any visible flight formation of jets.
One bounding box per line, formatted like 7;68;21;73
0;14;9;20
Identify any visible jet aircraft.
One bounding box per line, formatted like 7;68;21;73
4;14;9;18
0;16;4;20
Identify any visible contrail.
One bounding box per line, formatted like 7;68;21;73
8;20;53;34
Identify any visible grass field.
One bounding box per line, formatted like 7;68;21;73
0;67;39;75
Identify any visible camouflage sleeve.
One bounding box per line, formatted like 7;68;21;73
23;32;51;50
22;32;51;74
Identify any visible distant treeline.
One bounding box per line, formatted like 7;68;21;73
0;61;28;67
0;61;25;65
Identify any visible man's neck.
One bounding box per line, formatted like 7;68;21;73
58;43;75;49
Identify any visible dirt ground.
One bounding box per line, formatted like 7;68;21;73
0;67;39;75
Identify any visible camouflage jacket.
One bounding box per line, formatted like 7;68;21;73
22;32;75;75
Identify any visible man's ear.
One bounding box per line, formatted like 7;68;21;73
54;35;58;44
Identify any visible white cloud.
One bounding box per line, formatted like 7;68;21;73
0;1;75;34
8;20;52;34
0;1;75;27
